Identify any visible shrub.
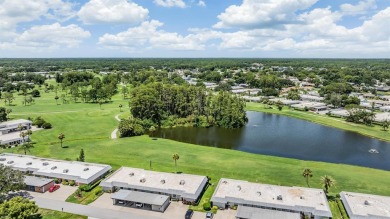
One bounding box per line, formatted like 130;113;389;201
94;187;103;196
79;184;92;191
203;202;211;211
69;180;75;186
54;178;61;184
31;89;40;97
62;180;69;185
42;122;52;129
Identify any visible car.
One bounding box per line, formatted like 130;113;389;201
49;185;60;192
205;212;214;219
185;209;194;219
135;203;143;208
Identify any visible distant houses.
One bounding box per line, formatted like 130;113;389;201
0;119;32;146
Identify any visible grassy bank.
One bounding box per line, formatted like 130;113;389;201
246;102;390;142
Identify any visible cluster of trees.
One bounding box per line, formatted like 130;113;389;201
119;83;247;137
0;107;11;122
346;107;375;126
55;72;118;104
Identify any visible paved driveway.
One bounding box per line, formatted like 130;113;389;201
30;185;78;201
90;193;236;219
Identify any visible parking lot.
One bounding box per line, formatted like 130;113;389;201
29;184;78;201
89;193;235;219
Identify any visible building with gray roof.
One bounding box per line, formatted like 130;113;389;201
24;175;54;193
0;153;111;185
236;205;301;219
340;191;390;219
211;178;331;219
100;167;208;204
111;190;170;212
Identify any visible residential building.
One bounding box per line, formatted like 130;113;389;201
340;191;390;219
24;175;54;193
211;178;332;219
0;153;111;185
100;167;208;204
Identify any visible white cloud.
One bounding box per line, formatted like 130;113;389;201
197;0;206;7
340;0;377;16
78;0;149;24
15;23;90;49
99;20;207;50
214;0;318;29
154;0;186;8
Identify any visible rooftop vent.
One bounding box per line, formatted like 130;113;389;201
7;160;14;164
364;200;370;205
257;191;261;196
42;162;49;166
26;162;32;165
83;168;89;171
300;196;304;200
160;179;165;184
51;166;57;170
179;180;185;185
63;169;69;173
237;185;241;191
277;195;283;200
0;158;6;161
129;172;134;176
222;180;228;184
140;178;146;183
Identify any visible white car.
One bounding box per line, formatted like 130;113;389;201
135;203;143;208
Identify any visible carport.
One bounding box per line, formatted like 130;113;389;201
111;190;170;212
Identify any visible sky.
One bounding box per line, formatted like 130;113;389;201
0;0;390;58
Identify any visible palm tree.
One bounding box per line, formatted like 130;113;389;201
58;133;65;148
17;124;24;134
172;153;180;173
18;142;34;155
302;168;313;187
320;175;336;194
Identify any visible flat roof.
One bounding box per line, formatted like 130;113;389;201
374;112;390;122
0;132;25;142
100;167;208;200
211;178;331;218
236;206;300;219
0;153;111;184
24;175;53;187
340;191;390;218
0;119;32;127
112;190;169;206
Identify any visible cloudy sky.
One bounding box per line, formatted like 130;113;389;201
0;0;389;58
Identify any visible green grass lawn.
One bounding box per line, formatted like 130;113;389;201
35;209;86;219
246;102;390;142
1;84;390;216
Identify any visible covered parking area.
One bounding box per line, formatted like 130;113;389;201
111;190;170;212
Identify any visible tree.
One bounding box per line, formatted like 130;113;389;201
276;100;283;111
18;142;34;155
55;95;59;105
383;120;389;131
31;89;40;97
0;196;38;219
118;118;145;137
58;133;65;148
77;149;85;162
287;89;300;100
172;153;180;173
6;108;12;120
302;168;313;187
0;107;8;122
0;165;25;199
3;92;14;106
320;175;336;194
119;104;123;112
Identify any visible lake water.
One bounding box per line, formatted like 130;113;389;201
150;111;390;171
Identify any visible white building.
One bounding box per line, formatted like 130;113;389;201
100;167;208;204
0;153;111;185
374;112;390;123
0;119;32;146
300;94;324;102
340;191;390;219
211;178;332;219
0;119;32;135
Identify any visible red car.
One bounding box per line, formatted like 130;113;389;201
49;185;60;192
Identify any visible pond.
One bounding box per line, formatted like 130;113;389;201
150;111;390;171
